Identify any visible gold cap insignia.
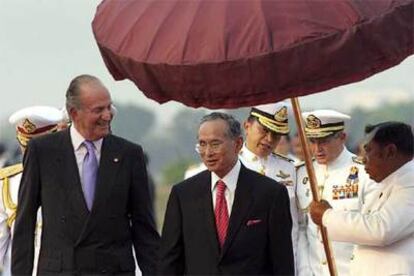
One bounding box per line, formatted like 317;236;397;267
274;106;288;122
22;119;36;134
306;115;321;129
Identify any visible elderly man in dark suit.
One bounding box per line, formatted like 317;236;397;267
12;74;159;275
159;112;294;275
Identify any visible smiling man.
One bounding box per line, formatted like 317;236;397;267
295;110;377;276
12;75;159;275
159;112;294;275
310;121;414;276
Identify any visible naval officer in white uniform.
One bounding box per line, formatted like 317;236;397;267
296;110;377;276
0;106;63;276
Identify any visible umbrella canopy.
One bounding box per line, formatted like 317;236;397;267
92;0;413;109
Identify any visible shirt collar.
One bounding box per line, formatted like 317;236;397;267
381;159;414;186
240;143;267;162
325;146;351;170
70;125;103;152
211;160;241;193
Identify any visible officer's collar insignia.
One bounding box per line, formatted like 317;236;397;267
274;106;288;122
306;115;321;129
276;170;290;179
22;119;36;134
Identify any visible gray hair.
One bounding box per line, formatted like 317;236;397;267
65;74;102;111
200;112;242;139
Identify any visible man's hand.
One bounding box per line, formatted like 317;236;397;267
309;200;332;225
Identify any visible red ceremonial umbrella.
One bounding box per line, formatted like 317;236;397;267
92;1;414;275
92;0;413;109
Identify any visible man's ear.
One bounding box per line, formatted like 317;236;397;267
384;143;398;159
243;120;251;131
69;107;80;125
339;132;347;142
235;136;244;153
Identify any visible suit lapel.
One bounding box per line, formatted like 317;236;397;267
91;135;121;214
199;172;221;258
76;135;122;244
57;130;89;217
220;165;253;258
51;130;89;242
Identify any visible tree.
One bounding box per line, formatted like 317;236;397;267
111;103;156;143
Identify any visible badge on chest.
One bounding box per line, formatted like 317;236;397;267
332;166;359;200
276;170;293;186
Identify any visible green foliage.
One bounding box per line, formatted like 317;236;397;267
111;104;155;143
346;101;414;150
160;158;195;186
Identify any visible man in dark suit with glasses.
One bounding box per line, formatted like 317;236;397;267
158;112;294;275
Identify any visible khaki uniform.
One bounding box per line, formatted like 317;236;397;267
239;144;299;267
296;148;377;276
0;164;41;276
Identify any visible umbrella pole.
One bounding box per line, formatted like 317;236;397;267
290;97;338;276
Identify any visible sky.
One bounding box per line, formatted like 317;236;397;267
1;0;413;127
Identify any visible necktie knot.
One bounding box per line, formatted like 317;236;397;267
216;180;226;195
83;140;95;153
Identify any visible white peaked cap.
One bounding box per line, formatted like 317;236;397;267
302;109;350;138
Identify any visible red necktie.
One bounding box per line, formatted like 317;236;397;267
215;180;229;248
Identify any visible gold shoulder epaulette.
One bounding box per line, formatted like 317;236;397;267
272;153;294;163
0;164;23;180
295;161;306;169
295;158;316;169
352;156;364;165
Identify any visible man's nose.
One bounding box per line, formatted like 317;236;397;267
204;145;215;155
312;143;322;153
101;108;113;121
265;131;276;142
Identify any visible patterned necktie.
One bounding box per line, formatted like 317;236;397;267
82;140;98;210
215;180;229;249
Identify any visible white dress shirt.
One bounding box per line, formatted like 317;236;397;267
211;160;241;215
70;126;103;184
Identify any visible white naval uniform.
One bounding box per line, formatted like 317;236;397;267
296;148;377;276
0;165;41;276
239;144;299;270
323;160;414;276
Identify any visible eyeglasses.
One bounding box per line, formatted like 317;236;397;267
195;141;225;153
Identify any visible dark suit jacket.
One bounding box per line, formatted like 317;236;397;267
12;129;159;275
158;164;294;275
